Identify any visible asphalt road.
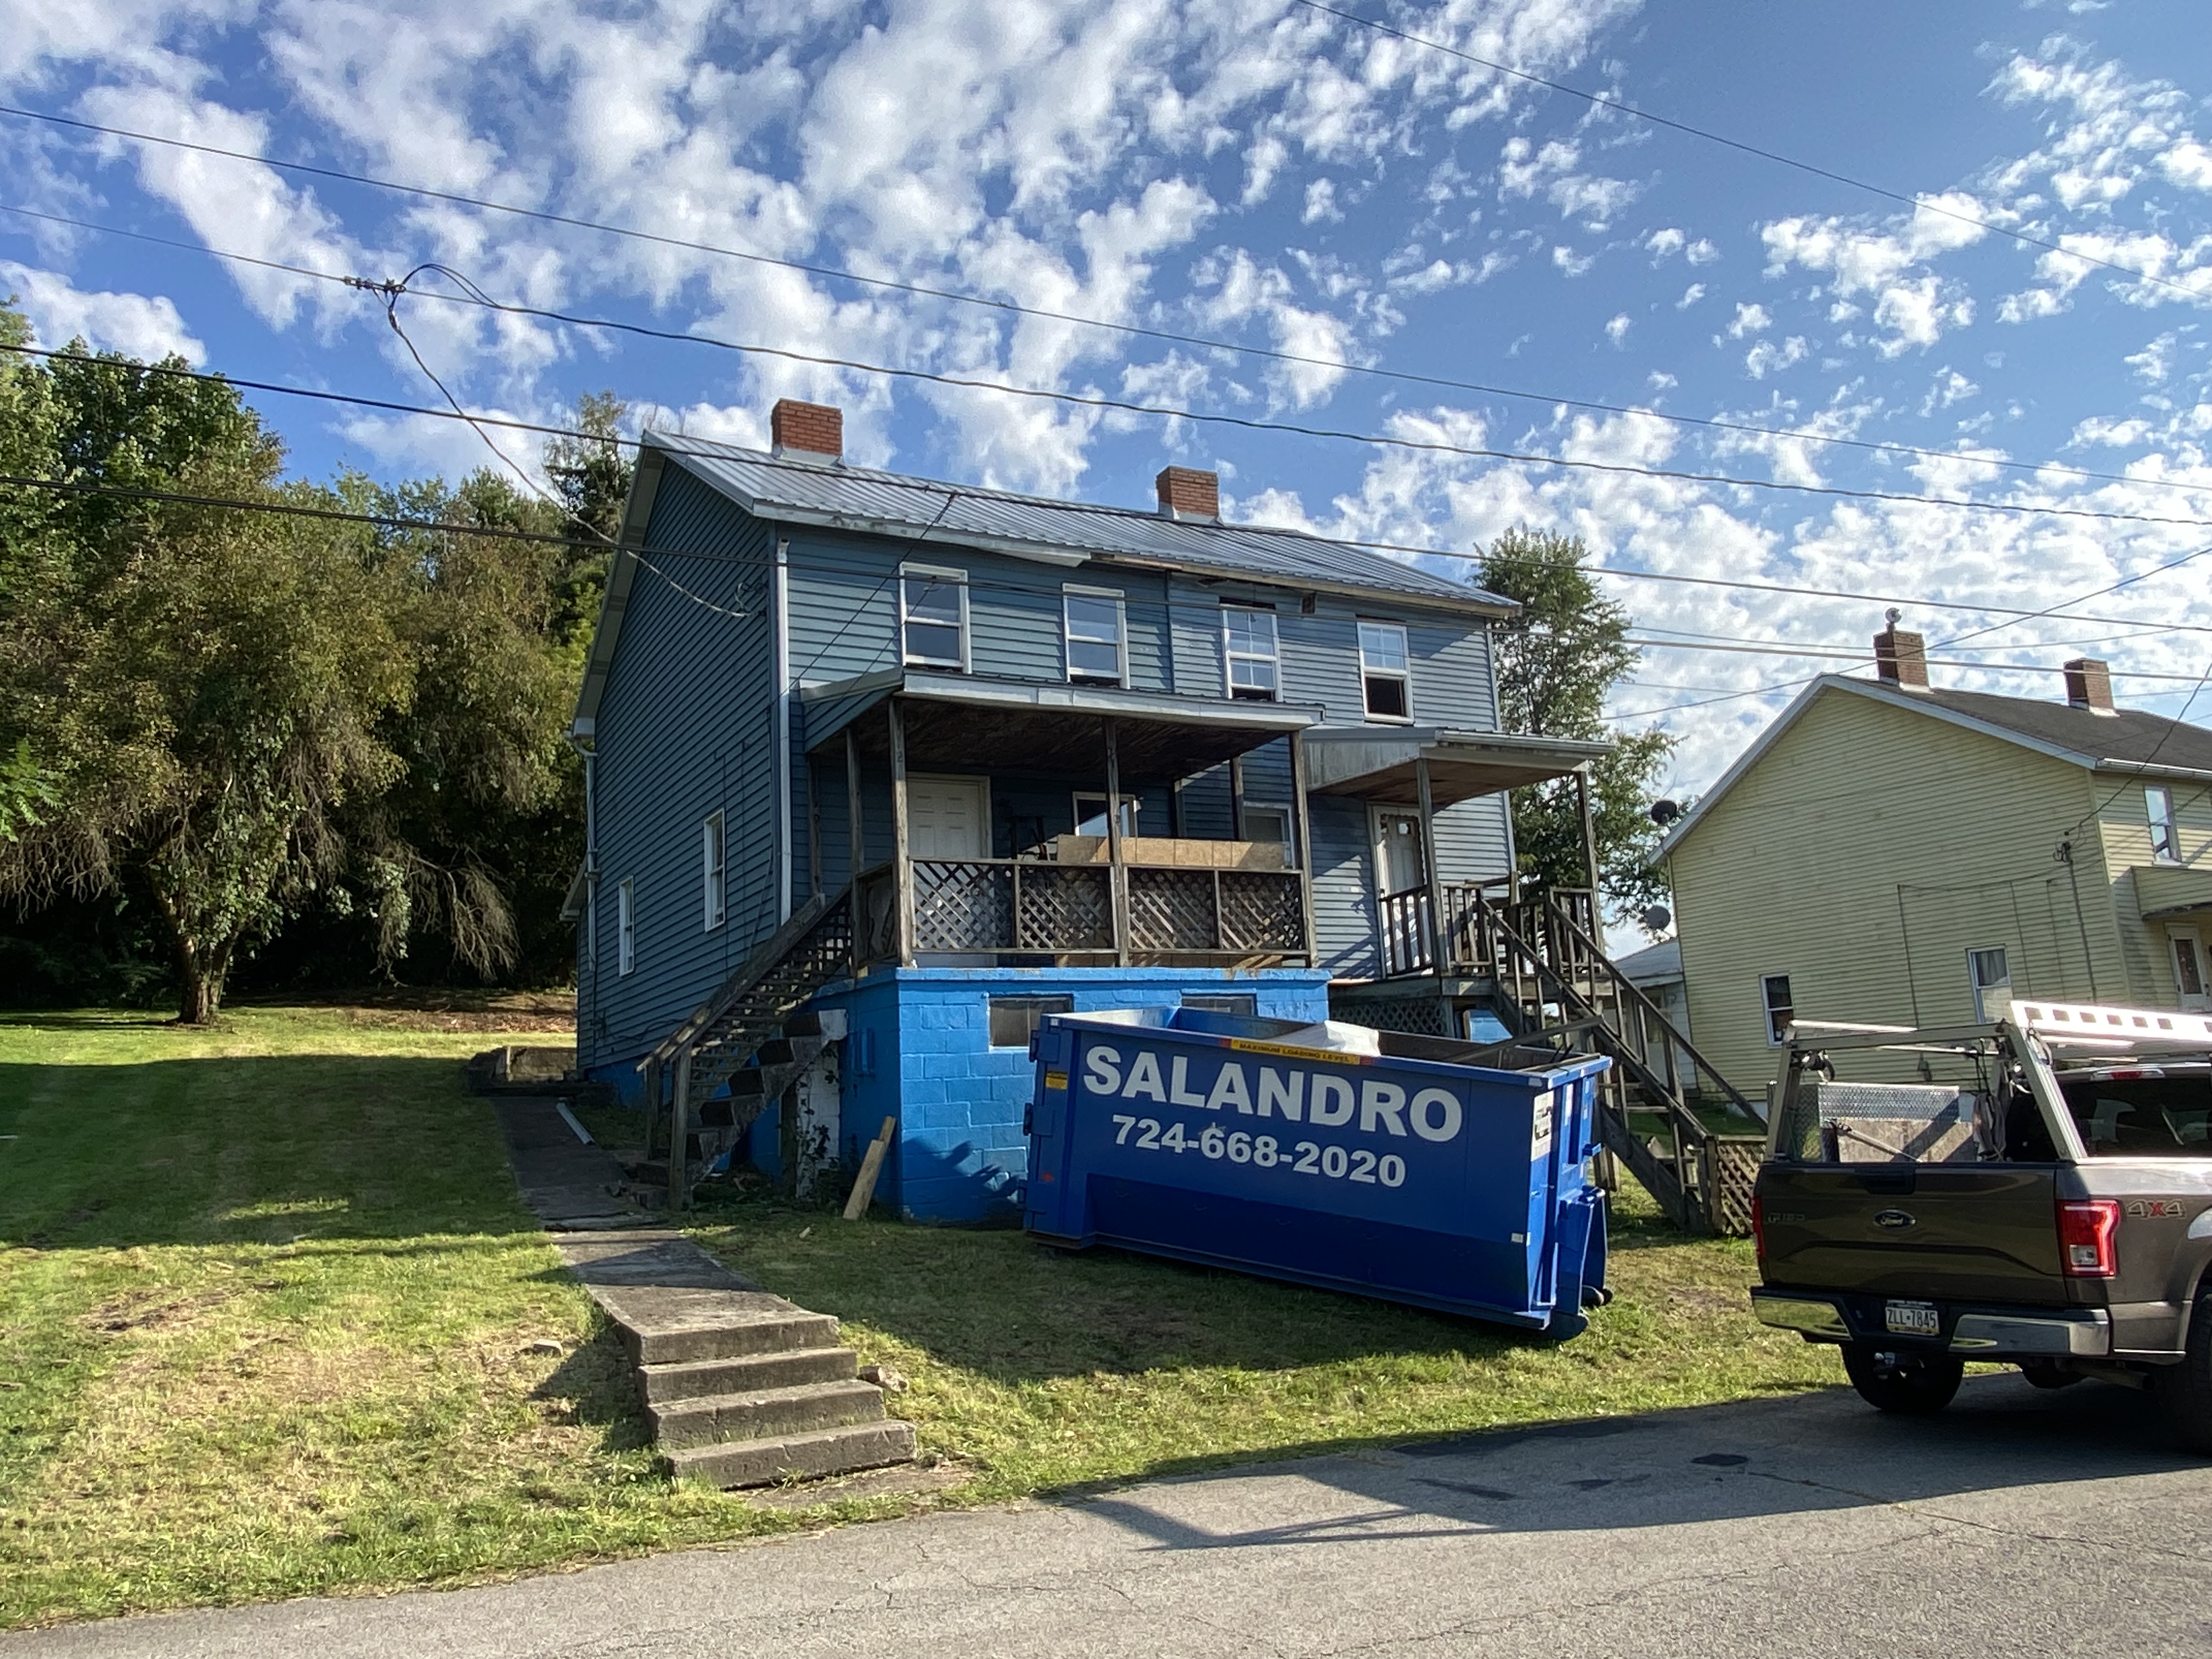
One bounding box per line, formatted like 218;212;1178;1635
12;1374;2209;1659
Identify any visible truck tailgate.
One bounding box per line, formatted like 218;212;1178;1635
1759;1164;2071;1302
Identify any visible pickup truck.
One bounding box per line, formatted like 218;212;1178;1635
1750;1000;2212;1450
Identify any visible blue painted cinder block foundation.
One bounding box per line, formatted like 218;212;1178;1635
766;967;1332;1222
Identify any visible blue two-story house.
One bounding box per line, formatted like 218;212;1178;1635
568;399;1610;1221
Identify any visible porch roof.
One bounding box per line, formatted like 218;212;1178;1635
2136;863;2212;919
1300;726;1613;805
800;668;1323;775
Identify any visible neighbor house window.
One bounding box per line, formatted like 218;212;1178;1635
617;879;636;977
1064;587;1127;686
1073;792;1140;838
1222;605;1280;701
2148;786;2180;863
1358;621;1412;721
1967;946;2010;1023
702;812;725;930
1242;804;1294;866
989;994;1074;1049
901;565;968;669
1760;973;1793;1046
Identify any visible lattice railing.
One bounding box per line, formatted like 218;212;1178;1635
878;857;1304;960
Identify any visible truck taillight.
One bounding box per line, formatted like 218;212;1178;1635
2057;1198;2119;1278
1751;1199;1767;1261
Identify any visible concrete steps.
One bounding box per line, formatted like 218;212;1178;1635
558;1230;916;1491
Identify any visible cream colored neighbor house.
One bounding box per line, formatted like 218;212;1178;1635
1658;625;2212;1097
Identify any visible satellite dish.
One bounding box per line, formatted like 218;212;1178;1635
1641;905;1672;934
1649;798;1681;827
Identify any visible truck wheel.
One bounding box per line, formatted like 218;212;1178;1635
2153;1290;2212;1454
1841;1345;1964;1415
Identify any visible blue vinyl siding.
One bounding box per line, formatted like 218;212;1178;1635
583;469;774;1070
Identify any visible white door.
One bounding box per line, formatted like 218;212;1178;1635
2172;927;2209;1012
907;775;990;859
1374;810;1427;897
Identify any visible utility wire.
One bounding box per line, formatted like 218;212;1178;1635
1298;0;2212;305
1933;539;2212;650
2;114;2208;503
1620;635;2209;681
10;199;2212;532
8;339;2212;639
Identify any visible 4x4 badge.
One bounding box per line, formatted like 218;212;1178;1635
1874;1209;1917;1230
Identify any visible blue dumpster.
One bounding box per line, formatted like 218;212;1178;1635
1024;1008;1612;1336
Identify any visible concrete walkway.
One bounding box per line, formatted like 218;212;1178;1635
490;1096;656;1233
15;1373;2208;1658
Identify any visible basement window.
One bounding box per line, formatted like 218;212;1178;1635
989;995;1074;1049
1182;993;1258;1016
1358;621;1412;721
901;565;968;669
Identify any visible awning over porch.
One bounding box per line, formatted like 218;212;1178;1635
1300;726;1614;806
800;668;1322;774
2136;863;2212;918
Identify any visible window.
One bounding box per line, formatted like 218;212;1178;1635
989;994;1073;1049
1064;587;1127;686
702;813;725;930
2148;786;2180;863
1073;792;1140;838
1242;804;1294;867
1182;993;1258;1016
1967;946;2010;1022
617;879;636;977
1222;605;1279;701
901;565;967;669
1358;620;1412;721
1760;973;1793;1046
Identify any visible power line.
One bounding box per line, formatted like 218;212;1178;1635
12;340;2212;638
1299;0;2212;306
1933;539;2212;650
12;198;2212;533
1621;635;2211;681
7;107;2207;498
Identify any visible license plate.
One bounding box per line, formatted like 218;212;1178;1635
1885;1300;1941;1337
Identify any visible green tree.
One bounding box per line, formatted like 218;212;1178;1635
1476;527;1675;929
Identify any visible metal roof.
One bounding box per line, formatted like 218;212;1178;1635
645;431;1513;615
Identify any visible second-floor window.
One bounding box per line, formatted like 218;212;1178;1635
702;812;725;930
1761;973;1793;1046
1222;605;1279;701
1065;587;1127;686
1358;620;1411;721
2148;786;2180;863
901;566;968;669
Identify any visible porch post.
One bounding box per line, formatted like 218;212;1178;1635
1416;753;1448;978
1103;716;1130;966
806;753;823;900
889;697;913;968
1288;728;1319;969
667;1046;692;1211
1228;755;1246;840
845;727;866;974
1575;763;1602;902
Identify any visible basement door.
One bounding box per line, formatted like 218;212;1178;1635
907;775;991;859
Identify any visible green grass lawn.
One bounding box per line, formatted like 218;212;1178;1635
0;1006;1842;1630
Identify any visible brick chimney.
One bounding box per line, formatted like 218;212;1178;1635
1155;465;1220;522
2064;657;2117;715
1874;620;1930;690
770;398;843;461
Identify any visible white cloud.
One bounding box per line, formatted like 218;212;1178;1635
1725;302;1771;338
1645;226;1685;261
1301;177;1341;224
1686;238;1719;265
0;260;205;360
1744;335;1808;378
2127;332;2179;383
1496;135;1641;228
2070;415;2153;447
1551;244;1594;277
1604;312;1630;347
1647;369;1677;390
1675;281;1705;309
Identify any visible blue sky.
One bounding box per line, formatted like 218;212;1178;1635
3;0;2210;804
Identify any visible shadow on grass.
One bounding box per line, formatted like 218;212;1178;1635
0;1054;538;1250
